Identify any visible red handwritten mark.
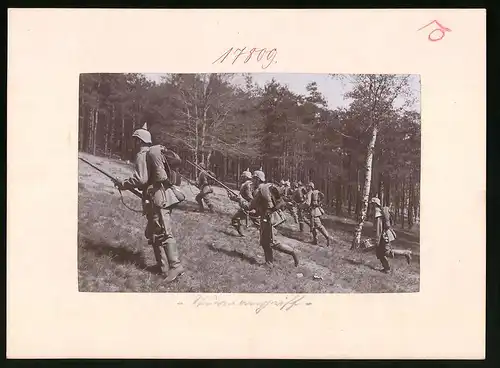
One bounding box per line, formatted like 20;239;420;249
418;20;452;42
213;47;277;69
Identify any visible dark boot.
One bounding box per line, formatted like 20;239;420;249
379;257;391;274
311;228;318;245
405;251;412;265
152;243;169;275
262;245;274;265
232;224;244;237
319;227;332;247
164;240;185;283
299;223;304;232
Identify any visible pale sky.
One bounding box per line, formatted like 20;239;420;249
143;73;420;112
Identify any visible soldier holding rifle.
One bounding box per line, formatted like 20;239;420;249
228;168;258;236
116;123;186;283
195;162;217;213
248;169;299;268
303;182;333;247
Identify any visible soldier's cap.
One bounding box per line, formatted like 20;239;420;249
132;122;152;144
370;197;381;206
285;180;290;186
307;181;315;189
280;180;285;185
297;181;303;186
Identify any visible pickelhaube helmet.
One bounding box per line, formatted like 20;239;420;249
132;122;152;144
253;167;265;182
241;168;252;179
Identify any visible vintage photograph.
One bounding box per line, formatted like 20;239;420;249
78;73;421;293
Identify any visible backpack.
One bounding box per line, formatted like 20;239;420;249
161;146;182;186
293;187;306;203
268;184;286;211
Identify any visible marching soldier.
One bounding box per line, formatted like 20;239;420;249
370;197;412;273
118;123;185;283
372;197;383;243
287;181;299;223
304;182;333;246
283;180;298;223
195;162;216;213
249;169;299;267
293;181;309;232
229;168;255;236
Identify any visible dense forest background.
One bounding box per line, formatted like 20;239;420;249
79;73;421;244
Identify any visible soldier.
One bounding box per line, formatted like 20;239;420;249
229;168;255;236
195;162;216;213
370;197;412;273
283;180;298;223
249;169;299;267
372;197;383;243
293;181;309;232
118;123;185;283
304;182;333;246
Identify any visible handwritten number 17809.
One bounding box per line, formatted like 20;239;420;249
213;47;277;69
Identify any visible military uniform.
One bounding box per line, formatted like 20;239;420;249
250;171;299;267
304;183;332;246
122;126;184;283
372;198;412;273
195;164;216;213
281;181;297;223
293;182;309;232
372;198;383;242
230;171;256;236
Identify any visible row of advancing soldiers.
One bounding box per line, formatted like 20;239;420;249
115;124;411;284
193;167;411;274
193;168;333;247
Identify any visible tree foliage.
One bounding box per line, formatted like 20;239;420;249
79;73;420;228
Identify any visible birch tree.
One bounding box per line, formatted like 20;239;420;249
331;74;414;249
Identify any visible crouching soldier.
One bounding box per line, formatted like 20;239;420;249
229;168;255;236
249;169;299;267
195;162;216;213
370;197;412;273
304;182;333;247
119;123;185;283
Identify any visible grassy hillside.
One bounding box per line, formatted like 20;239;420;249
78;152;420;293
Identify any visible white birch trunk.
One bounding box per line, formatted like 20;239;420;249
352;125;378;249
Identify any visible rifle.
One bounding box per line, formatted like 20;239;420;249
186;160;260;225
186;160;238;198
78;156;143;199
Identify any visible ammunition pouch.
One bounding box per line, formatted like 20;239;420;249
147;182;186;210
382;228;397;243
200;185;214;195
268;208;286;227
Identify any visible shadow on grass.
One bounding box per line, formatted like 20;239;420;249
80;236;161;275
174;200;201;212
276;227;311;243
207;243;260;266
321;217;357;234
217;228;242;238
342;256;380;271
